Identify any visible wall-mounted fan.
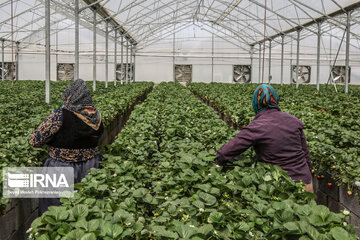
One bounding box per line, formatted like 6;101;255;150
0;62;15;80
57;63;74;81
331;66;350;84
0;67;8;80
233;65;251;83
116;63;134;82
292;65;311;84
175;65;192;82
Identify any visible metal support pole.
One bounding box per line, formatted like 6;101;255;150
258;43;261;83
290;39;293;84
296;29;300;89
250;45;254;83
93;10;96;91
268;39;271;82
133;46;136;82
120;35;123;83
45;0;50;103
15;42;19;81
1;39;4;80
280;35;284;85
105;21;108;88
74;0;79;80
211;32;214;83
56;31;58;71
345;12;350;94
316;22;321;91
114;30;117;86
126;40;129;83
130;44;133;82
173;29;175;82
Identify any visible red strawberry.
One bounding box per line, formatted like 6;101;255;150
316;176;321;180
328;183;332;189
347;191;352;197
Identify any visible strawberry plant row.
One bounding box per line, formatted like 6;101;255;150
187;83;360;190
28;83;358;240
0;81;154;213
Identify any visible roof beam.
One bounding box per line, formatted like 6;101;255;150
214;0;243;25
82;0;137;45
250;1;360;46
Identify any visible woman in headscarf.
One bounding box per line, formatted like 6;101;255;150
30;79;104;214
216;84;313;192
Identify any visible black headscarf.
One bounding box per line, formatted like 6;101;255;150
62;79;102;130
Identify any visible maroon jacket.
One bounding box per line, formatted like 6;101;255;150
216;108;312;184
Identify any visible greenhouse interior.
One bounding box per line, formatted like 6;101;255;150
0;0;360;239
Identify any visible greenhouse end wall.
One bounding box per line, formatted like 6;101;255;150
1;53;358;85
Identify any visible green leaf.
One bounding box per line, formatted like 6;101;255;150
194;184;211;192
284;222;300;232
174;224;197;238
133;221;144;233
74;219;88;230
43;216;57;225
199;192;216;206
103;222;123;238
263;174;272;181
57;223;72;235
168;204;177;216
330;227;355;240
97;184;108;191
208;211;224;223
236;222;250;232
192;200;205;209
197;224;213;235
31;217;45;229
80;233;96;240
113;209;134;225
64;229;85;240
72;205;89;219
47;206;69;221
133;188;147;198
150;225;178;239
36;234;50;240
88;219;100;232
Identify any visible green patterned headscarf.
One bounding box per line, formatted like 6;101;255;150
252;84;280;115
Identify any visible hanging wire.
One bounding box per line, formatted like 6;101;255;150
261;0;267;83
11;0;14;87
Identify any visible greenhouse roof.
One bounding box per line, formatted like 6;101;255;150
0;0;359;50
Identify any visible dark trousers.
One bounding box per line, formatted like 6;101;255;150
39;155;101;215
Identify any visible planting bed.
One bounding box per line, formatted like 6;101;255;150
0;81;153;240
187;82;360;237
27;83;358;239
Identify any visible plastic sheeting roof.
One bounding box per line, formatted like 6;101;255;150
0;0;360;50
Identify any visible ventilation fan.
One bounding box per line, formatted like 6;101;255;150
116;64;125;81
175;65;192;82
0;67;8;80
129;63;134;82
116;63;134;82
0;62;15;80
331;66;350;84
292;65;311;84
57;63;74;81
233;65;251;83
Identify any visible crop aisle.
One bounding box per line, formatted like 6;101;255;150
0;81;153;240
187;82;360;237
28;83;357;239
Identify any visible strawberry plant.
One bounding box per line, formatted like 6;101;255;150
0;80;153;213
28;83;358;239
187;83;360;190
